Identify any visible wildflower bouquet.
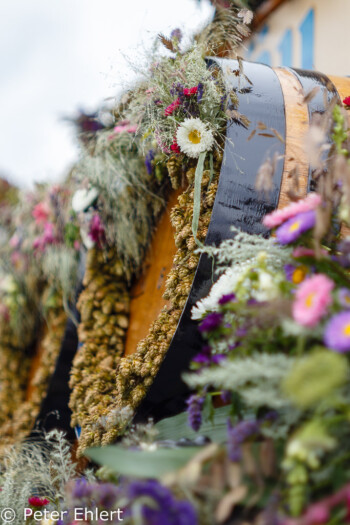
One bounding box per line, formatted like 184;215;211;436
181;102;350;522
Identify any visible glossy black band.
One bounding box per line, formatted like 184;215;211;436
134;60;286;424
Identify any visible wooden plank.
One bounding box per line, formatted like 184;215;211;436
124;190;180;357
274;67;309;206
328;76;350;106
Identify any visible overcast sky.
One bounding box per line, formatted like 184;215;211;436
0;0;214;187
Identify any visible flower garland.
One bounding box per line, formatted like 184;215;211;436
69;249;131;453
70;152;221;454
0;291;66;458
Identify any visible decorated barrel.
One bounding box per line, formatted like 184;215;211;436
124;62;350;425
16;61;350;453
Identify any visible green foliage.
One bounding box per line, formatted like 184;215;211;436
75;129;165;272
64;222;80;248
200;226;292;273
42;246;79;317
85;445;202;479
155;405;231;443
283;348;349;409
139;43;228;154
332;104;348;156
184;353;294;410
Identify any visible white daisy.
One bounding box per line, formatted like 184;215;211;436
72;187;99;213
176;118;214;158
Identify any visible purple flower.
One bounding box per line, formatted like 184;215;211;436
170;82;185;97
145;149;155;175
193;345;226;367
220;93;227;111
125;480;197;525
338;239;350;255
235;326;247;337
218;293;236;305
276;210;315;245
95;483;120;509
227;419;260;462
193;345;211;365
247;298;259;306
71;478;93;500
221;390;232;403
324;312;350;352
170;28;183;42
284;264;295;282
186;395;204;432
197;82;204;103
211;354;226;364
262;411;279;423
338;288;350;309
89;213;105;247
192;354;210;365
199;312;223;333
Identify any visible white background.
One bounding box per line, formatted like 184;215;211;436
0;0;213;187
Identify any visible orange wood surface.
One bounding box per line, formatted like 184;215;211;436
124;190;181;356
274;67;310;206
329;76;350;103
25;326;46;401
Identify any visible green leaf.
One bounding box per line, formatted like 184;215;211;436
85;446;201;479
154;406;231;443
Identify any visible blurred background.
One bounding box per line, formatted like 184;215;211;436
0;0;214;187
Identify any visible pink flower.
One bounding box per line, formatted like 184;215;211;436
32;202;50;224
263;193;322;229
108;120;138;138
170;138;180;154
292;247;316;258
42;222;56;244
183;86;198;96
9;234;21;249
164;98;181;116
304;504;329;524
33;222;57;251
88;213;105;247
28;496;49;507
155;130;171;154
292;274;334;327
293;246;327;258
343;96;350;107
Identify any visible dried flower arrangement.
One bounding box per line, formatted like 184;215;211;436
2;6;350;525
68;6;251;453
0;181;81;455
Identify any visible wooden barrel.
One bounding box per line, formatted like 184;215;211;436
24;61;350;435
124;61;350;423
